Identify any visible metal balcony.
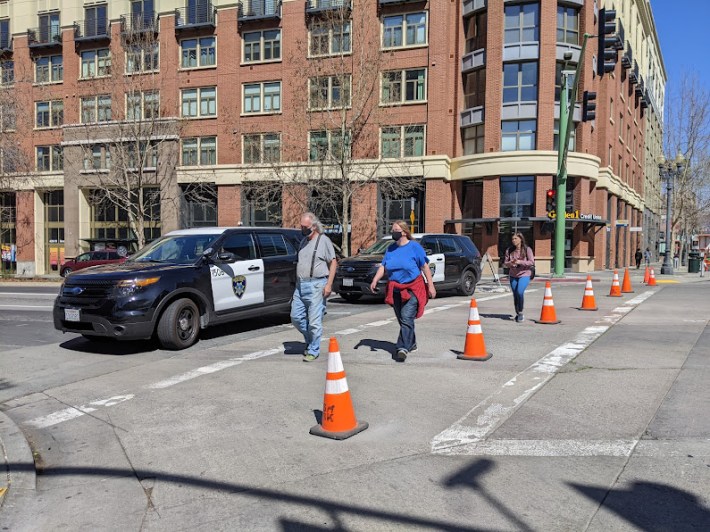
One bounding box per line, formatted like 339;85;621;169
634;74;644;96
613;20;625;51
74;17;110;42
238;0;282;23
628;60;638;84
306;0;352;15
621;41;632;69
0;34;11;54
640;89;649;109
175;3;216;31
27;26;63;48
121;12;158;36
379;0;423;6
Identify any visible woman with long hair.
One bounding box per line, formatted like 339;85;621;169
503;232;535;322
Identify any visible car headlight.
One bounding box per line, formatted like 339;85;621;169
115;277;160;297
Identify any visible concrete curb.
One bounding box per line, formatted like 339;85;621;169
0;410;36;509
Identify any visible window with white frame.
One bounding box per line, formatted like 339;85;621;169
380;125;425;158
0;60;13;85
243;29;281;63
243;133;280;164
35;100;63;128
126;90;159;120
83;145;110;170
309;130;351;162
36;145;63;171
181;37;216;69
501;120;536;151
35;55;62;83
557;6;579;45
181;136;217;166
381;68;426;104
504;3;539;44
80;48;111;78
309;75;351;110
463;124;485;155
126;42;158;73
309;21;351;57
181;87;217;118
81;95;112;123
242;82;281;114
382;12;427;49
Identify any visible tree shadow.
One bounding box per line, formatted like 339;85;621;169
570;480;710;531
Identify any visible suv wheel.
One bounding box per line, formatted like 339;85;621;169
457;269;477;296
61;267;72;277
157;298;200;350
339;293;363;303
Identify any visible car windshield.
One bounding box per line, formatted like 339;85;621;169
129;234;220;264
360;236;422;255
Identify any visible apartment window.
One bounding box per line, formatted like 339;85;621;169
464;11;487;53
309;22;351;56
35;55;63;83
35;100;63;128
36;145;63;172
309;75;351;110
84;145;110;170
382;12;427;49
126;43;159;74
243;133;281;164
81;95;112;123
38;12;61;43
501;120;536;151
126;141;158;169
181;37;216;68
0;60;13;85
557;6;579;45
503;62;538;103
181;87;217;118
381;68;426;104
309;130;351;161
463;69;485;109
504;3;539;44
380;125;425;158
619;113;624;139
84;4;108;37
553;119;576;151
463;124;485;155
0;18;9;49
242;82;281;114
81;48;111;78
181;137;216;166
127;90;159;120
243;30;281;63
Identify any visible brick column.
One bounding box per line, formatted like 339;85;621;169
217;185;241;226
481;176;499;261
15;191;36;276
425;179;452;233
282;184;308;229
350;183;377;255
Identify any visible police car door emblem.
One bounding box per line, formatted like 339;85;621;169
232;275;247;298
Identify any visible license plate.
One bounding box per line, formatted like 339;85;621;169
343;278;354;287
64;308;81;322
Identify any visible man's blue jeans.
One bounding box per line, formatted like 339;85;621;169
291;279;326;356
510;275;531;314
393;290;418;352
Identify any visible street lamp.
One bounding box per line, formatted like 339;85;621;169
656;152;686;275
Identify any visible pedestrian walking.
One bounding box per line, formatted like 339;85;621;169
369;221;435;362
673;250;680;269
700;251;706;278
644;247;651;267
634;248;643;269
291;212;338;362
503;233;535;322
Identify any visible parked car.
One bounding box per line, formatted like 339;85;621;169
54;227;303;350
61;250;127;277
333;233;482;302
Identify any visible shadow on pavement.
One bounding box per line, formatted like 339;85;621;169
59;337;158;355
283;341;307;355
353;339;396;357
570;480;710;531
479;313;514;321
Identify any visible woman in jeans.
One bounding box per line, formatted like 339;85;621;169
503;232;535;322
370;221;436;362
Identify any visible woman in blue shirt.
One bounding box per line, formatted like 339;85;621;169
370;221;436;362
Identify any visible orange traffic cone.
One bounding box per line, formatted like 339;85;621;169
577;275;598;311
310;338;368;440
621;268;634;293
457;297;492;361
648;268;657;287
608;270;622;297
643;266;650;284
535;281;561;324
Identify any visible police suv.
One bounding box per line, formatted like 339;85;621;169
53;227;302;350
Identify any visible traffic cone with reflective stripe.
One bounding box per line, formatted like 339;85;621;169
310;338;368;440
608;270;622;297
577;275;598;311
643;266;650;284
457;297;492;361
535;281;561;324
621;268;634;293
648;268;657;286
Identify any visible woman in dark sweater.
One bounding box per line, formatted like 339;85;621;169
503;232;535;322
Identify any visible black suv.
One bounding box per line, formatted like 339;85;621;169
54;227;302;350
333;233;482;302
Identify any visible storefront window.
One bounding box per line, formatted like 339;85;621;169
0;192;16;274
379;179;425;236
499;176;534;257
243;184;282;227
44;190;64;272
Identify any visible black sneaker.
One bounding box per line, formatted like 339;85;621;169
409;345;418;353
395;349;408;362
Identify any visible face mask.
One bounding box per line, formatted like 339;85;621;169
301;226;312;237
391;231;403;241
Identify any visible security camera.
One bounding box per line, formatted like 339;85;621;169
563;51;573;61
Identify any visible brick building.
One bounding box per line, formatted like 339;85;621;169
0;0;665;276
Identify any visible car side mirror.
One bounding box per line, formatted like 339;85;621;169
424;247;434;255
217;251;236;263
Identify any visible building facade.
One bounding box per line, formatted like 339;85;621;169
0;0;665;276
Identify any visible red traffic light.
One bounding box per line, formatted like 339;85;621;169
546;189;556;198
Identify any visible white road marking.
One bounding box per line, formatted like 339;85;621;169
334;328;361;335
431;291;655;454
437;439;638;457
26;395;134;429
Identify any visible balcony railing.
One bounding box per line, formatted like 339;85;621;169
175;3;216;30
634;74;644;96
74;16;110;42
238;0;282;22
629;60;638;85
306;0;352;14
621;41;632;69
121;12;158;35
27;26;62;48
379;0;422;5
613;19;625;51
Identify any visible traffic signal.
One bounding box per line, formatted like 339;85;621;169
546;189;556;213
597;8;619;76
582;91;597;122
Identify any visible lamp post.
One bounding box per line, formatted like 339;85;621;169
656;152;686;275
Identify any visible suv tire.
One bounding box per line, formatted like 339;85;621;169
339;293;363;303
457;269;477;296
157;298;199;350
61;268;72;277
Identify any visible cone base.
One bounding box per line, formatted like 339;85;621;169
309;421;369;440
607;294;622;297
534;319;561;324
457;352;492;361
621;290;634;293
576;307;598;311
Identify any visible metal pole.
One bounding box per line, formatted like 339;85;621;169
554;71;569;277
660;167;673;274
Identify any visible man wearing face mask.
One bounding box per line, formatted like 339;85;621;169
291;212;338;362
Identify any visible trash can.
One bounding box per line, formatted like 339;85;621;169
688;252;701;273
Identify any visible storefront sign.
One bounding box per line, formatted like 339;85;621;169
547;210;603;221
616;219;629;226
629;226;643;232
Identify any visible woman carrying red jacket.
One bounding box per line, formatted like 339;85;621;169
370;221;436;362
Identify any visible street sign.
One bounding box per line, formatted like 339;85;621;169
629;226;643;232
615;219;629;226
